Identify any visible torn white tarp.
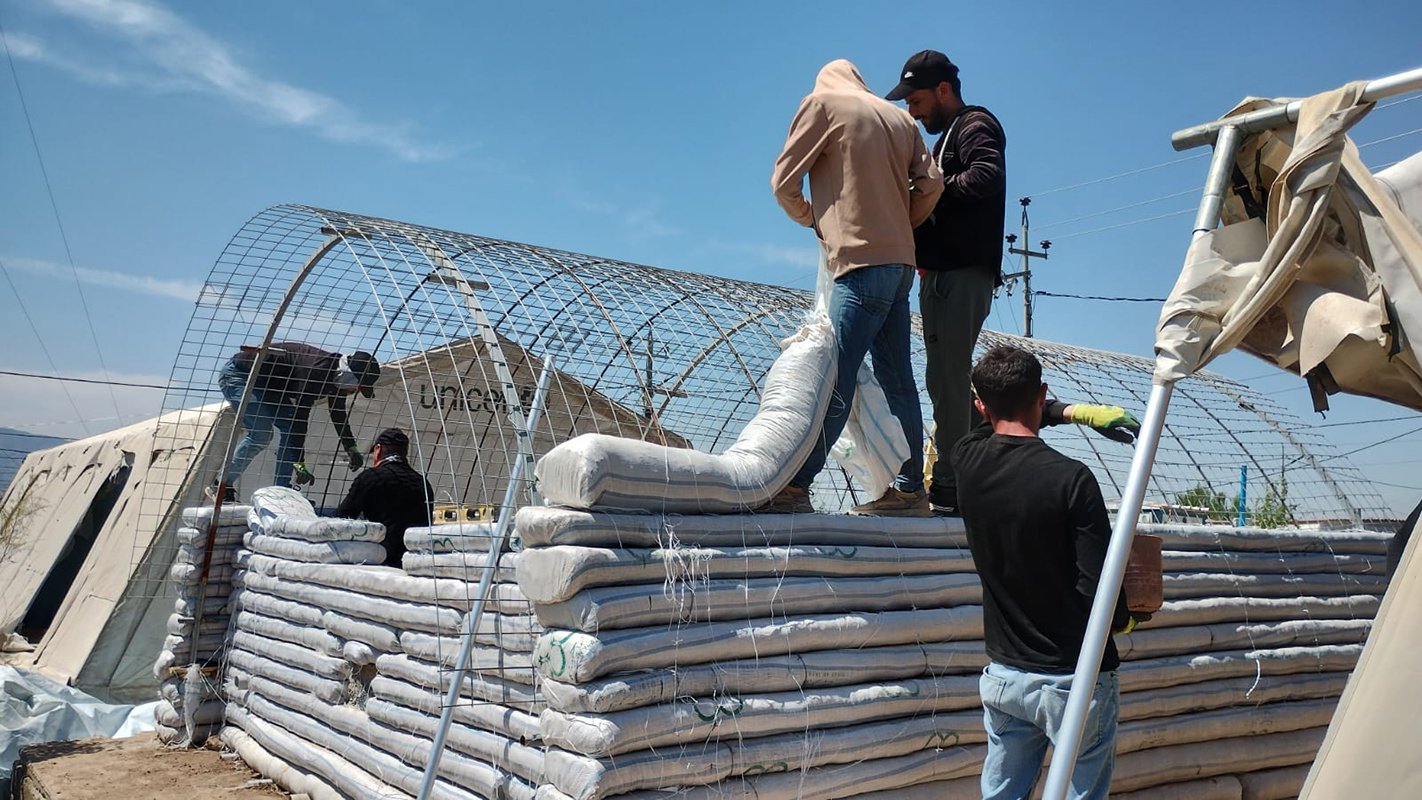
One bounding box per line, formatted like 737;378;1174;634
1153;85;1422;410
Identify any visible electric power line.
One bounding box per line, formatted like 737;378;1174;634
0;368;179;390
1033;291;1166;303
0;259;93;436
1;22;122;424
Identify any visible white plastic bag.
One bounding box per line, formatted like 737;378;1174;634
813;248;913;495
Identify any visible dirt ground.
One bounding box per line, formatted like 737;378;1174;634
14;733;286;800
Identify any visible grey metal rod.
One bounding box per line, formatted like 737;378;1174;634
1172;65;1422;151
1040;126;1244;800
415;350;555;800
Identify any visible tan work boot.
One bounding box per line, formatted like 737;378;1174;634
851;487;931;517
757;485;815;514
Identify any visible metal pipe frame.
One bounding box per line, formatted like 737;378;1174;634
1045;63;1422;800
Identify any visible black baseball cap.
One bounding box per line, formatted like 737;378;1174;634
371;427;409;452
885;50;960;101
348;350;380;398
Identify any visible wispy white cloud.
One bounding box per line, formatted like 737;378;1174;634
6;254;202;302
16;0;454;162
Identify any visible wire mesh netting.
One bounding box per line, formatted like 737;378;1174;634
139;203;1394;556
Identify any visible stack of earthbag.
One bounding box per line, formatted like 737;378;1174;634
219;486;547;800
152;502;249;745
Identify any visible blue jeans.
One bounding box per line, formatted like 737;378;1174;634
791;263;923;493
219;358;299;487
979;661;1119;800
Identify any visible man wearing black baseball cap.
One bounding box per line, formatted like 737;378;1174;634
887;49;1007;516
336;427;433;568
211;341;381;500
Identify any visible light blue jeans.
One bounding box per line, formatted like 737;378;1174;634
790;263;923;493
219;358;300;488
979;661;1119;800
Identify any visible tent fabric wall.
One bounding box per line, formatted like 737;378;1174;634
0;406;229;701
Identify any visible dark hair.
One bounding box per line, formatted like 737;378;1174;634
972;346;1042;419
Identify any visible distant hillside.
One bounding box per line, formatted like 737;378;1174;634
0;427;70;497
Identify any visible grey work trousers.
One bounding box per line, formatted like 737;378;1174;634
920;267;995;494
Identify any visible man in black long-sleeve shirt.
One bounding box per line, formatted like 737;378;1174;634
887;50;1006;514
951;346;1130;800
337;428;433;568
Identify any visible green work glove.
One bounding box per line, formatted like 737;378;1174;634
343;442;364;471
291;461;316;487
1068;404;1141;444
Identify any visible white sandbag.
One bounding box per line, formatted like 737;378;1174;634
168;561;235;586
235;610;341;656
243;531;387;564
237;553;509;611
225;705;479;800
159;676;219;707
406;523;498;553
226;651;347;705
165;612;230;637
247;486;317;528
535;606;984;684
542;674;981;758
231;630;352;680
233;586;326;627
161;632;226;657
601;744;985;800
1238;763;1310;800
1112;776;1243;800
535;320;836;513
1116;618;1370;661
230;683;503;799
1118;699;1338;755
171;592;231;618
154;720;220;745
176;524;247;548
541;641;988;714
1139;523;1390;555
238;571;466;632
544;710;985;800
400;631;537;684
1120;644;1362;693
849;778;979;799
342;640;377;665
1162;548;1384;575
515;505;966;549
154;696;225;727
1120;672;1347;722
390;611;541;653
262;515;386;543
323;610;400;653
534;572;981;632
517;544;974;605
370;674;541;744
1147;594;1381;629
403;551;521;582
1164;571;1387;598
1109;726;1326;794
181;504;251;528
366;698;545;783
220;727;345;800
174;542;236;569
376;653;543;712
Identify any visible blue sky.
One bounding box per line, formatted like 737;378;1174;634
2;0;1420;513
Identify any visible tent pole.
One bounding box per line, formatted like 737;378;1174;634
1040;124;1243;800
415;350;556;800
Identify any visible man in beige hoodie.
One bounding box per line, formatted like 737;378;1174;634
768;59;943;515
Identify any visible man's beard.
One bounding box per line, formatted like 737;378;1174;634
923;104;951;135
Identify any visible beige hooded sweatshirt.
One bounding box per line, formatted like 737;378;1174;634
772;59;943;277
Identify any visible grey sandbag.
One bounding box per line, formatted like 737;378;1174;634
374;653;544;713
370;674;541;743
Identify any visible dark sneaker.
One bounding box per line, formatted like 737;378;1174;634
928;483;960;517
851;488;931;517
756;485;815;514
204;482;237;503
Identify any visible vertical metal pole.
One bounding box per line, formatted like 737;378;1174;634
1238;465;1249;527
416;351;556;800
1040;124;1243;800
1021;202;1034;338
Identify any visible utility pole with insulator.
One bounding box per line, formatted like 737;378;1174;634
1003;197;1051;338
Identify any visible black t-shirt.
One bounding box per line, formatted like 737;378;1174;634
336;457;434;568
951;424;1129;673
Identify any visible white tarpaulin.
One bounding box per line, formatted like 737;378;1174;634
1154;84;1422;411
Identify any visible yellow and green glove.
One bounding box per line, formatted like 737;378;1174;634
342;440;364;471
1068;405;1141;444
291;461;316;487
